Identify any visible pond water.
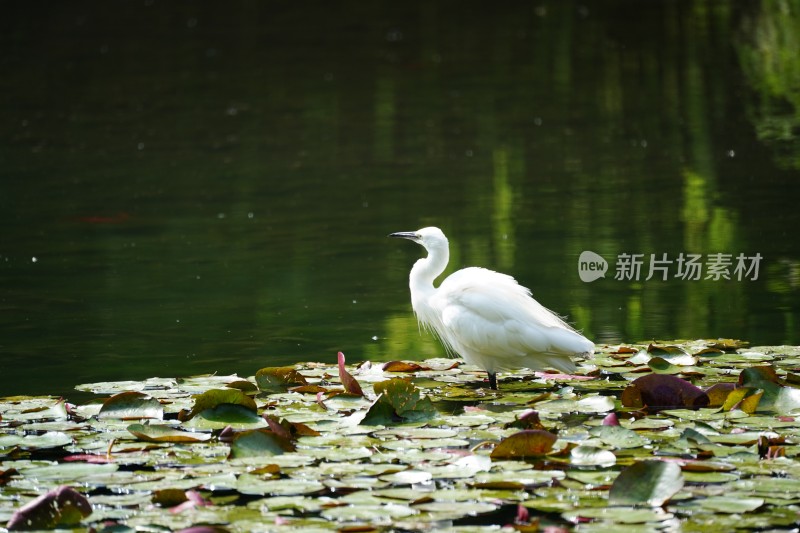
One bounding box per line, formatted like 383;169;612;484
2;1;799;398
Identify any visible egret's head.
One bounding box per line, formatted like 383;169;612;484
389;226;448;251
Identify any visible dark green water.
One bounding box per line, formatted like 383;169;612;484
2;1;799;398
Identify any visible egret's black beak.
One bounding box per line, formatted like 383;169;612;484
388;231;419;241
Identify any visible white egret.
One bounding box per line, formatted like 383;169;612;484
390;227;593;389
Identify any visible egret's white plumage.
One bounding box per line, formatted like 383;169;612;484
390;226;593;389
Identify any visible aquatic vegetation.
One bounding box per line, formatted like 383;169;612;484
3;341;800;530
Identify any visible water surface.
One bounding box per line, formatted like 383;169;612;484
2;1;799;397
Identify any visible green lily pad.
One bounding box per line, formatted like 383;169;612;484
691;496;764;513
254;367;308;393
184;389;258;421
98;391;163;420
236;474;324;496
564;506;674;524
589;425;647;449
229;429;295;458
609;460;684;506
571;445;617;467
361;378;435;425
127;423;212;443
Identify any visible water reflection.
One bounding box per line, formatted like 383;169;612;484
0;1;798;397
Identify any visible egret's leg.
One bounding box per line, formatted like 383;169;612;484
488;372;498;390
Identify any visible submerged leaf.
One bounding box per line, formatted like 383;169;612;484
490;430;557;460
609;460;684;506
621;374;709;411
7;485;92;530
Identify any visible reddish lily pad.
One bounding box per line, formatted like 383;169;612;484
264;415;320;439
621;374;709;411
490;430;558;460
7;485;91;530
383;361;426;372
337;351;364;396
255;367;308;392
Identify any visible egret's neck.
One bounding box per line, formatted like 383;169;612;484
409;244;449;307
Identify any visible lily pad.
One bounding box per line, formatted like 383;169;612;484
229;429;295;458
127;423;212;443
7;485;91;530
621;374;709;411
589;425;647;449
98;391;163;420
609;460;684;506
361;378;435;425
183;389;257;421
490;430;557;460
254;367;308;393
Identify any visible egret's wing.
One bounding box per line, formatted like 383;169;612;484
433;268;591;372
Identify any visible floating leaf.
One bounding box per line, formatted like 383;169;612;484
7;485;91;530
589;425;647;449
98;391;163;420
705;382;737;407
708;338;749;351
255;366;308;392
739;365;780;386
647;344;696;366
506;409;545;430
337;351;364;396
621;374;709;411
264;415;320;439
698;496;764;514
127;423;212;443
739;365;800;414
648;357;683;374
383;361;426;372
570;445;616;467
229;429;295;458
183;389;257;421
609;460;684;506
576;395;615;413
361;378;435;425
490;430;557;460
185;403;264;428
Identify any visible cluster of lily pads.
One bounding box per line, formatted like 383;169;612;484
2;341;800;531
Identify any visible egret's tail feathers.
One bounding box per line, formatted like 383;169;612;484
539;353;577;374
